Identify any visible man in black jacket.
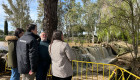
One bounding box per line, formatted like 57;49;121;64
16;24;39;80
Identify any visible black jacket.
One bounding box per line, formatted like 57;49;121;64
16;32;39;74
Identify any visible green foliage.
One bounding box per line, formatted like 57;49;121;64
36;0;45;31
72;25;84;35
74;39;78;43
37;0;66;31
64;1;84;38
0;50;8;53
97;28;108;42
97;0;140;43
4;20;8;35
0;38;5;41
82;2;98;32
2;0;33;29
0;29;4;35
64;39;72;43
37;0;99;43
0;35;5;41
8;31;14;35
97;0;140;60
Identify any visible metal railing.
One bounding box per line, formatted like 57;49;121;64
72;60;140;80
4;60;140;80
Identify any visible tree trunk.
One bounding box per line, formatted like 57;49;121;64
66;26;69;42
88;31;90;43
92;31;94;44
43;0;58;41
107;32;109;43
129;0;138;58
129;1;139;79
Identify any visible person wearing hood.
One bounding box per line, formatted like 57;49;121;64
5;28;24;80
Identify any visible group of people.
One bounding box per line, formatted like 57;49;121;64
5;24;75;80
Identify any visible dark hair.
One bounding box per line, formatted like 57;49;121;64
26;24;37;32
50;30;63;53
14;28;24;38
51;30;63;42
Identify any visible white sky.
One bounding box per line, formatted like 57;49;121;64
0;0;38;31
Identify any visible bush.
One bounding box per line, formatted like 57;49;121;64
0;35;5;41
74;39;78;43
64;39;73;43
0;38;4;41
0;50;8;53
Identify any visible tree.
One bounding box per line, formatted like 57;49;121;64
36;0;44;31
2;0;33;29
81;0;99;43
65;1;84;41
4;20;8;35
97;0;140;77
108;0;139;58
37;0;65;32
43;0;58;40
0;29;4;35
8;31;14;35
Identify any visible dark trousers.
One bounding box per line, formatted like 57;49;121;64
52;75;72;80
36;61;50;80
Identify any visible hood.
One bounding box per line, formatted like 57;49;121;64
5;36;18;41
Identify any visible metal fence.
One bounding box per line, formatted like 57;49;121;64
72;60;140;80
4;60;140;80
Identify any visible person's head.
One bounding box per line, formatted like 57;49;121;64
14;28;24;38
26;24;37;35
40;32;47;41
50;30;63;53
51;30;63;42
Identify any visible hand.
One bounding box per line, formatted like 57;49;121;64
28;70;34;75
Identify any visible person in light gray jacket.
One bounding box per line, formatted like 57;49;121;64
49;30;75;80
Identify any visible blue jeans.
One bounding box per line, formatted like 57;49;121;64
10;68;20;80
36;61;50;80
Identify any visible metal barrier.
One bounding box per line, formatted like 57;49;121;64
4;60;52;77
4;60;140;80
72;60;140;80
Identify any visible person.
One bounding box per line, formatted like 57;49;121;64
5;28;24;80
49;30;75;80
36;32;51;80
16;24;39;80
